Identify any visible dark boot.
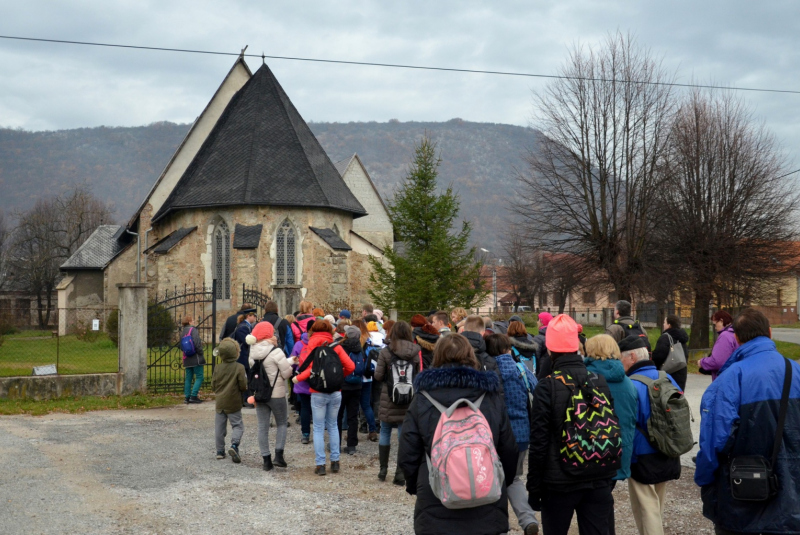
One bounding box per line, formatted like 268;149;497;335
273;449;287;468
392;465;405;486
188;396;203;404
262;455;274;471
378;445;390;481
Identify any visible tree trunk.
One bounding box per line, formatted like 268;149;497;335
44;287;52;327
689;288;712;349
36;292;45;329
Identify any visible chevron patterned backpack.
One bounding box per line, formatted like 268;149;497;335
552;370;622;477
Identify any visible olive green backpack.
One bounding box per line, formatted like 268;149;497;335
630;371;694;458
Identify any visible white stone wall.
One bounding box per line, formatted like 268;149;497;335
340;155;393;248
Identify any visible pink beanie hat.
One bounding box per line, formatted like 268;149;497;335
545;314;579;352
246;321;274;345
538;311;554;326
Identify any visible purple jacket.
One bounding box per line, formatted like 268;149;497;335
699;325;739;380
291;333;310;395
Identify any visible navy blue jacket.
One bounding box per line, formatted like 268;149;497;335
233;320;254;372
696;336;800;533
626;360;682;484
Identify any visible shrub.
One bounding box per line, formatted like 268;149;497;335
75;321;101;343
147;303;176;348
106;309;119;347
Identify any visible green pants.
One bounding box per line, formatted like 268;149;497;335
184;365;204;397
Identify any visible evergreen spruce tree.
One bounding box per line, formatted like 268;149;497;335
368;136;487;312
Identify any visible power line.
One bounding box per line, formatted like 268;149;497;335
776;168;800;180
1;34;799;96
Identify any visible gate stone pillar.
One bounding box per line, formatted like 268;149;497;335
117;283;149;395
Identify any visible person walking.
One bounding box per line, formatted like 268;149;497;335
450;307;468;333
527;314;617;535
652;314;690;390
212;338;247;463
247;321;295;471
374;321;422;484
485;333;540;535
233;309;258;408
410;314;439;369
533;312;554;379
180;315;205;404
219;304;256;341
462;315;500;374
398;333;518;535
696;308;800;535
262;300;294;356
290;300;316;341
337;326;366;455
584;334;638;535
508;319;538;375
292;320;355;475
619;335;682;535
290;331;312;444
699;310;739;380
606;300;650;349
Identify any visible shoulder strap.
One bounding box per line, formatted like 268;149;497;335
771;358;793;467
421;391;486;416
629;373;655;387
666;333;674;348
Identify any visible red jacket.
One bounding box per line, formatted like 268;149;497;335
295;331;355;393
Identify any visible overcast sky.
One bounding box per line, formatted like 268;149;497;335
1;1;798;164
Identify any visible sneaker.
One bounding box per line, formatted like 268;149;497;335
524;523;540;535
188;396;203;404
301;434;310;445
184;397;190;404
331;461;340;473
215;450;226;460
315;465;326;476
228;444;241;464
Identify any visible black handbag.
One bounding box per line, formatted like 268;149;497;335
729;357;792;502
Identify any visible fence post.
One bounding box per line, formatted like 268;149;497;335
117;283;149;395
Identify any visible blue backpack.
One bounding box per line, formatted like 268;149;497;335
180;327;196;357
344;350;366;385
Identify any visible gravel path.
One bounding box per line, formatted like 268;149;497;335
0;383;714;534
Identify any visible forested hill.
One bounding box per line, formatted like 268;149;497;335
0;119;542;246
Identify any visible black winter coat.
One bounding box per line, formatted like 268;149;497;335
262;312;292;355
463;331;499;374
527;353;616;501
652;327;689;390
219;313;239;341
398;366;518;535
340;336;366;392
413;327;439;369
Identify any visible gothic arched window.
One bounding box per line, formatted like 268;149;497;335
213;220;231;299
275;219;297;285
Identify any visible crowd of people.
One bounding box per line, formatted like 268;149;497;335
179;299;800;535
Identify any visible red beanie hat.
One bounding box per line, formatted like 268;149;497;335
545;314;579;352
538;311;554;327
247;321;274;345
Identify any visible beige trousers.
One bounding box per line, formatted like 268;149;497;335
628;478;668;535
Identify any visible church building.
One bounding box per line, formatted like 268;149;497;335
59;56;390;325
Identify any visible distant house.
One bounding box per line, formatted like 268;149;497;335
59;56;390;323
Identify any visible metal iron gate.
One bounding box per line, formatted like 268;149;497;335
242;284;272;319
147;282;216;393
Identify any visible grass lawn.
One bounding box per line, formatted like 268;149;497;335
0;333;118;377
0;393;185;416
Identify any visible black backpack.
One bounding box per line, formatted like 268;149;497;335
248;359;280;403
616;320;651;351
297;341;344;393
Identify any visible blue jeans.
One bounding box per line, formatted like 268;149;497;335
379;420;402;446
311;391;342;466
360;381;377;432
184;365;203;397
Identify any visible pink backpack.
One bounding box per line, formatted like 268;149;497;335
421;391;505;509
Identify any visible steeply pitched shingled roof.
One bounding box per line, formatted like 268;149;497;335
149;227;197;254
233;224;263;249
310;227;352;251
60;225;129;270
151;63;366;224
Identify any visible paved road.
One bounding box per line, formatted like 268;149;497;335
0;374;715;535
682;373;712;467
771;328;800;345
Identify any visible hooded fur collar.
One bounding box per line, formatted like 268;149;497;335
510;337;538;351
414;366;500;393
415;335;437;351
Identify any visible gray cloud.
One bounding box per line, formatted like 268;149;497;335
0;0;797;163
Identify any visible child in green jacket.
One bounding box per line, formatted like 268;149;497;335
212;338;248;462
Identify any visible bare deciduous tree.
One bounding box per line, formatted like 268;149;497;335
9;185;113;327
661;89;798;348
516;31;676;301
0;210;9;290
501;235;547;310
